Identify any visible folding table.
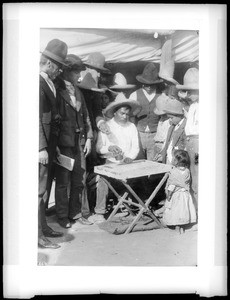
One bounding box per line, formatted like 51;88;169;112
94;159;173;234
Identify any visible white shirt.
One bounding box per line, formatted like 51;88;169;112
130;88;156;132
130;89;156;103
167;118;185;164
64;80;78;108
154;115;171;145
96;118;139;163
40;71;56;97
185;102;199;136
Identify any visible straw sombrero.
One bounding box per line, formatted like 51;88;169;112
103;93;141;118
154;94;170;115
163;98;184;115
109;73;136;90
176;68;199;90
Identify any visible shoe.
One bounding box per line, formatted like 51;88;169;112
57;218;72;228
88;214;105;224
43;227;64;238
38;236;60;249
75;217;93;225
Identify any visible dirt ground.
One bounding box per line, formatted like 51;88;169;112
38;212;197;267
38;179;197;266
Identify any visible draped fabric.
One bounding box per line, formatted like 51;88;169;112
40;28;199;63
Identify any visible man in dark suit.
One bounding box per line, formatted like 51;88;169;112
39;39;68;249
54;54;94;228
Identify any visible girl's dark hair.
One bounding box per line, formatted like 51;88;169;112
173;149;190;168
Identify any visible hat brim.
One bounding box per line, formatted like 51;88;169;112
104;99;141;119
109;84;136;90
66;64;86;71
84;63;111;74
163;109;184;116
76;83;106;93
136;75;163;85
154;107;166;115
159;75;179;85
41;50;69;67
106;88;119;95
176;84;199;90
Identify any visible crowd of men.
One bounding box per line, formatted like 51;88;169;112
39;38;199;249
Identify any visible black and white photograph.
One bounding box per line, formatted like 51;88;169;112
3;3;227;298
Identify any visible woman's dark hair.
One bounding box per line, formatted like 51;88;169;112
173;149;190;168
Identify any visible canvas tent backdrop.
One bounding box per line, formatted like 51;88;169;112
40;28;199;90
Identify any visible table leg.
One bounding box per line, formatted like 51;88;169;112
107;191;128;220
121;174;169;232
125;207;145;234
100;177;136;219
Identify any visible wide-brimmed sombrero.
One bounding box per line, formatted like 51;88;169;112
176;68;199;90
109;73;136;90
103;92;141;118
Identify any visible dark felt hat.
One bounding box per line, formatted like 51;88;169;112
64;54;86;71
136;63;163;85
42;39;68;67
84;52;111;74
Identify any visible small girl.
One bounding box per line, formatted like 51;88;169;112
162;149;197;233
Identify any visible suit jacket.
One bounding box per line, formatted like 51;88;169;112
80;89;104;131
56;79;93;148
39;75;60;151
161;118;187;164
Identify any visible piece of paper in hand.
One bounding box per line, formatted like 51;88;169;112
54;154;75;171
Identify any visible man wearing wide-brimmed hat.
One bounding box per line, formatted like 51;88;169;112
109;72;136;96
39;39;68;249
88;93;141;224
129;62;163;161
177;68;199;214
155;97;187;165
77;64;112;171
53;54;94;228
78;52;111;131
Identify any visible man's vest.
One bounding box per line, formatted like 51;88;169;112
135;88;160;133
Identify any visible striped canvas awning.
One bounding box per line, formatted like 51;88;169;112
40;28;199;63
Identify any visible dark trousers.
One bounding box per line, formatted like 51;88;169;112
55;134;90;219
38;134;57;238
38;164;49;238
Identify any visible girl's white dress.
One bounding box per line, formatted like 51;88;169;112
163;166;197;226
